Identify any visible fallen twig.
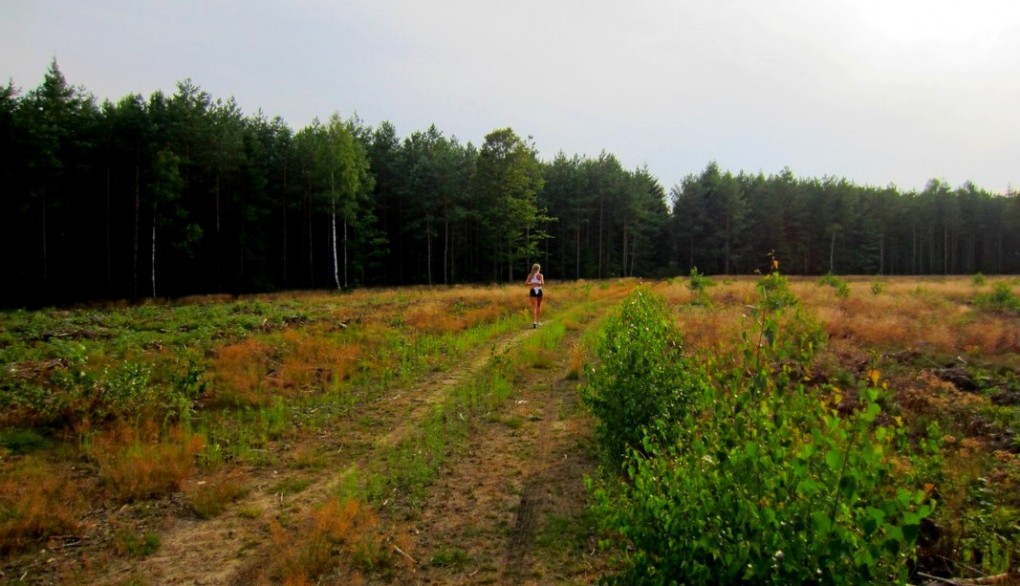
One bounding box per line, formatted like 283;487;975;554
917;572;963;585
392;544;417;565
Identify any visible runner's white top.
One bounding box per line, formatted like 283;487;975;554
529;274;542;292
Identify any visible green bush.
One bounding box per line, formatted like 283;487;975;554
582;288;695;466
686;267;715;305
593;381;936;584
0;427;51;453
819;273;851;300
758;271;799;311
588;273;936;584
974;281;1020;314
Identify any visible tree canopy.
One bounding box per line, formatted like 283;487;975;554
2;61;1017;307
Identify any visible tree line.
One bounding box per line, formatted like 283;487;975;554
2;61;1017;307
674;163;1020;276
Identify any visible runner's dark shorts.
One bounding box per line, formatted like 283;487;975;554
530;288;543;298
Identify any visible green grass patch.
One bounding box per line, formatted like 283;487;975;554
430;546;471;570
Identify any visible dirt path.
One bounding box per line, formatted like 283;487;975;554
95;327;539;585
390;326;606;585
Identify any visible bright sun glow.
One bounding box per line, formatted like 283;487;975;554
852;0;1020;44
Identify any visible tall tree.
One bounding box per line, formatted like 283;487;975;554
366;121;402;283
19;60;96;298
0;81;24;306
207;97;246;292
296;114;374;290
149;149;183;297
475;128;546;281
541;153;593;279
103;93;152;297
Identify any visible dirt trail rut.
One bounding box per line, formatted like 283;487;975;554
97;327;538;585
394;325;604;585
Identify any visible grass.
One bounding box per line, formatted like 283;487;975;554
188;471;250;519
0;457;82;554
0;277;1016;582
429;546;471;570
112;526;161;557
266;497;390;583
534;512;595;557
83;422;205;503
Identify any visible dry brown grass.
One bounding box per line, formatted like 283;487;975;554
566;342;586;380
186;470;250;519
266;497;392;584
403;300;459;332
398;287;518;333
800;276;1018;361
275;330;360;392
651;274;1018;378
0;457;83;554
207;338;276;407
672;305;747;355
85;422;205;503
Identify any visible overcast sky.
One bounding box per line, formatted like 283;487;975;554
3;0;1019;194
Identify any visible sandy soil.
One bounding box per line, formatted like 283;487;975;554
392;328;605;585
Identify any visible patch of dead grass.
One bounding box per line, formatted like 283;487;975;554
0;456;83;554
207;338;275;407
85;422;205;503
265;497;397;584
275;330;360;392
186;470;250;519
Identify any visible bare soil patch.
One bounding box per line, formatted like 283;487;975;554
390;326;608;585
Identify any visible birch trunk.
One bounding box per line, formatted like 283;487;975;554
332;201;340;290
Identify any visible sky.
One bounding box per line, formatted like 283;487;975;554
3;0;1019;194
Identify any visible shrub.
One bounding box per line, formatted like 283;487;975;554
588;272;936;584
974;282;1020;314
2;342;158;429
592;381;937;585
820;273;851;300
582;288;696;466
686;267;715;305
758;271;799;311
0;427;51;454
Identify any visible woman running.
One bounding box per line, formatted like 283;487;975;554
526;263;545;328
